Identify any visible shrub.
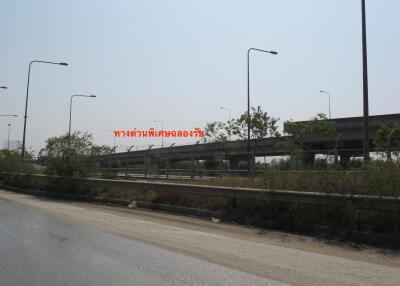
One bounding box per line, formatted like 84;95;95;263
0;150;38;174
262;162;400;197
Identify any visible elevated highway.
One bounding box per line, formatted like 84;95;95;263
96;113;400;168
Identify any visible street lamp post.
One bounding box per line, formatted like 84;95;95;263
153;120;164;148
0;115;17;150
21;60;68;161
361;0;370;161
247;48;278;173
7;123;11;151
68;95;96;152
220;107;231;141
320;91;332;119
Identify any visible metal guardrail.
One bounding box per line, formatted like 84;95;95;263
96;168;367;180
97;167;264;178
1;172;399;212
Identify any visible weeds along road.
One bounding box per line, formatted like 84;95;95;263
0;189;399;286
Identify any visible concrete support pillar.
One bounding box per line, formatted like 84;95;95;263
290;152;297;169
166;158;171;179
250;154;256;176
125;159;129;177
144;155;151;178
334;149;339;165
229;159;240;170
302;153;315;168
191;159;199;179
339;153;351;168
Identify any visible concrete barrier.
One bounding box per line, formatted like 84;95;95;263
1;172;400;212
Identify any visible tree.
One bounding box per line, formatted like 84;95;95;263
202;122;229;143
374;122;400;160
283;113;336;167
43;131;109;159
202;106;280;143
42;131;111;177
231;106;280;140
0;150;36;173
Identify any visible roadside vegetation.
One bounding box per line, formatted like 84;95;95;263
1;113;400;248
39;131;110;177
163;161;400;197
1;114;399;198
202;106;280;143
373;121;400;159
1;169;399;248
0;150;37;173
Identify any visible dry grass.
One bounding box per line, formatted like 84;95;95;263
164;163;400;197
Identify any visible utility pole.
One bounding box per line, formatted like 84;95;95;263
361;0;370;161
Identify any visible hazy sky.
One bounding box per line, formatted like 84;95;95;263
1;0;399;154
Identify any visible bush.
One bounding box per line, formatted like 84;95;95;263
349;158;363;169
204;159;219;170
46;157;91;178
0;150;38;174
41;131;110;178
262;161;400;197
364;161;400;197
270;159;292;170
313;158;328;169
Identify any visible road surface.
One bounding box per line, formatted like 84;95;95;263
0;189;399;286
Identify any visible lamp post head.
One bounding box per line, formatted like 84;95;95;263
0;86;7;89
59;62;69;66
73;94;96;98
270;51;278;55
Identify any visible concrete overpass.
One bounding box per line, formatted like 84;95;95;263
96;113;400;168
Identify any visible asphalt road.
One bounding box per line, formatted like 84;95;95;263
0;189;399;286
0;192;284;286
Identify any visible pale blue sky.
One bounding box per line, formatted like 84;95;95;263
1;0;399;153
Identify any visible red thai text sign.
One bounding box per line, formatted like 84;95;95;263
113;128;204;138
